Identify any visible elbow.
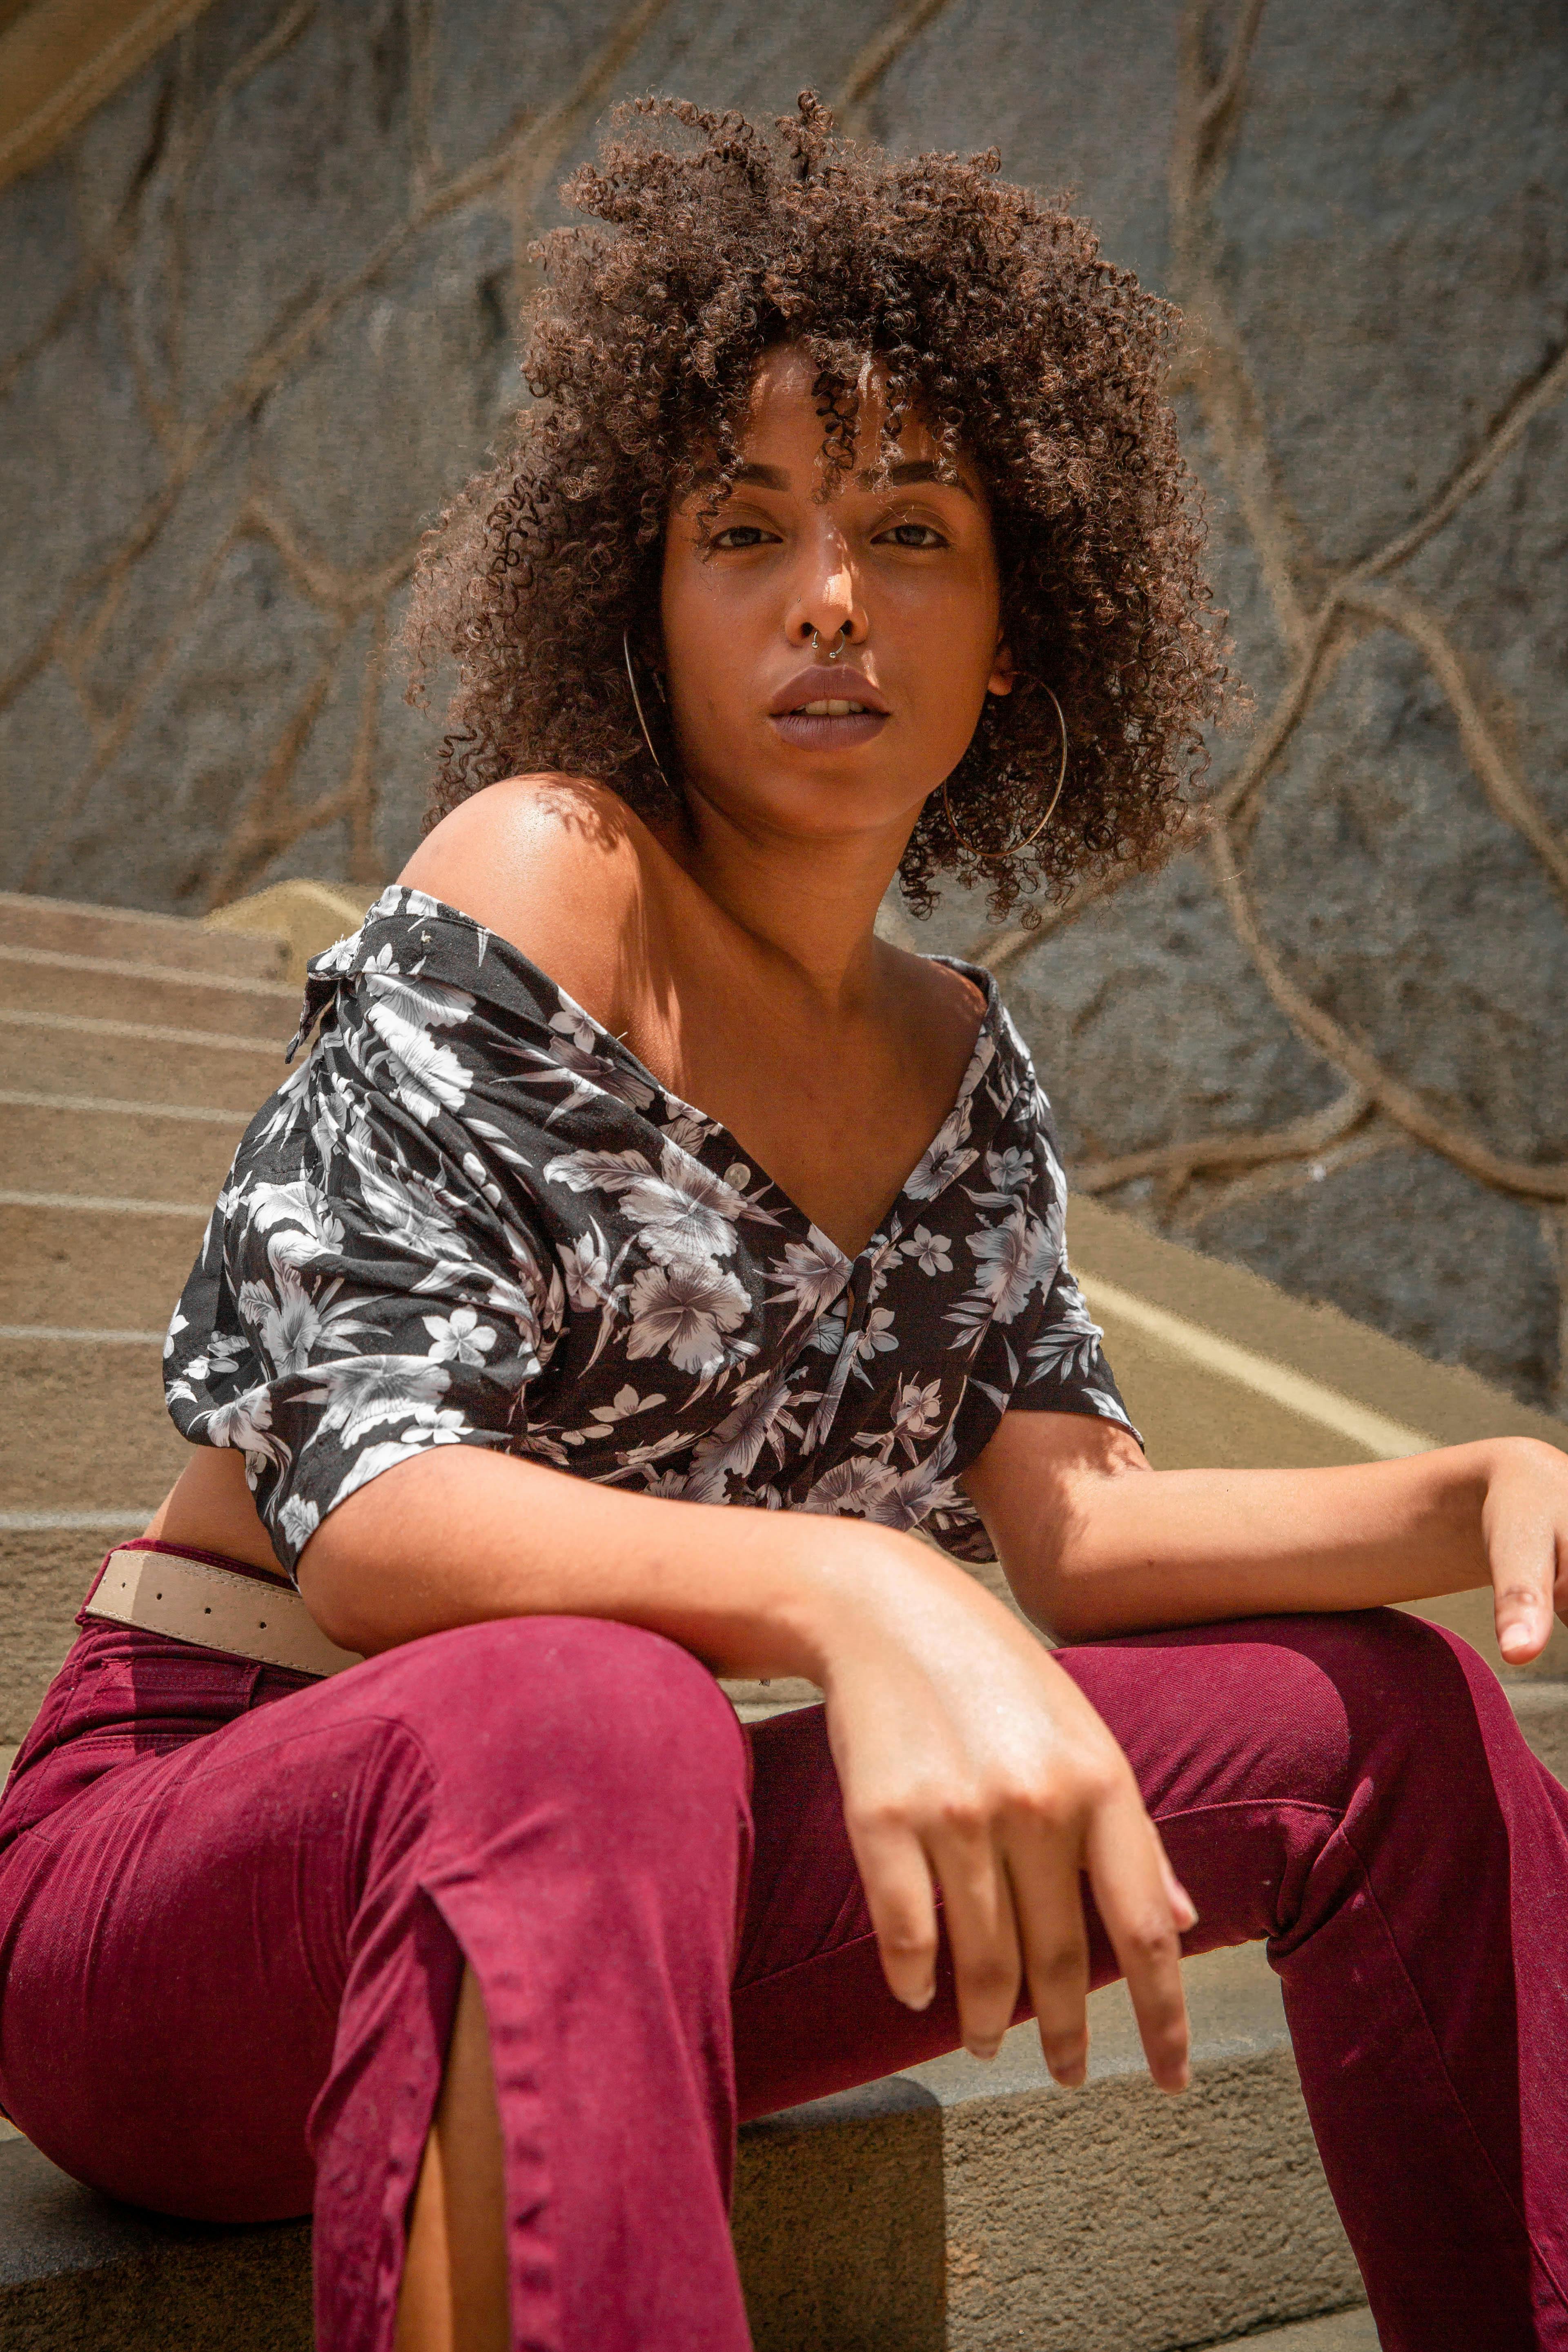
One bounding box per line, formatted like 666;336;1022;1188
1007;1549;1136;1646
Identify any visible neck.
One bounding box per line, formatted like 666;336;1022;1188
656;786;914;1010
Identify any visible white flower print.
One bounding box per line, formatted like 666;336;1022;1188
958;1209;1056;1328
850;1306;900;1376
422;1307;499;1367
767;1230;850;1330
504;1007;657;1118
624;1259;750;1377
198;1383;289;1471
878;1433;965;1529
621;1149;744;1269
891;1375;945;1452
349;1144;466;1266
904;1140;977;1203
560;1223;617;1313
238;1262;375;1379
551;1005;599;1056
900;1225;953;1276
811;1309;846;1355
588;1383;666;1429
685;1372;798;1499
1027;1272;1107;1384
660;1111;713;1155
985;1145;1033;1196
543;1146;654;1194
306;1354;453;1446
799;1456;900;1518
277;1495;320;1549
362;969;475;1124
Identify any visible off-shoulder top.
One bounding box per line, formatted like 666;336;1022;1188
163;886;1137;1578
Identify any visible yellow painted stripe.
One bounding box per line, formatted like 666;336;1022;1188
1078;1274;1435;1461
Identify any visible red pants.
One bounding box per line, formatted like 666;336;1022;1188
2;1559;1567;2350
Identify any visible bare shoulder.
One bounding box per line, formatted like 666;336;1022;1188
399;775;662;1028
880;936;988;1060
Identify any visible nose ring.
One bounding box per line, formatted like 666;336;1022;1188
810;625;851;663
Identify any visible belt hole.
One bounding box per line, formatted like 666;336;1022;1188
204;1606;211;1614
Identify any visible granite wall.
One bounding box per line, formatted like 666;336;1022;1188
3;0;1565;1408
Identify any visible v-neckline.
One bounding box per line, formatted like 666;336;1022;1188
372;884;1007;1268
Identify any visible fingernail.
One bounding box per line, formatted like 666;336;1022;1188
900;1985;936;2012
1174;1888;1199;1930
968;2038;1002;2062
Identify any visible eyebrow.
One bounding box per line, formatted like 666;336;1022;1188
726;457;977;501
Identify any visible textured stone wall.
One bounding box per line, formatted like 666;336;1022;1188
3;0;1565;1408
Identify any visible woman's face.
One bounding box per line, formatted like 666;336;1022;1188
658;345;1011;853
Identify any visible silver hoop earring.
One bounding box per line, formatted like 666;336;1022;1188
809;625;852;663
622;630;672;793
942;684;1069;860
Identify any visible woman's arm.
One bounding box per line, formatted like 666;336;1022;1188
963;1414;1568;1665
297;1446;1195;2091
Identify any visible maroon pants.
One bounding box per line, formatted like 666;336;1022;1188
1;1561;1567;2350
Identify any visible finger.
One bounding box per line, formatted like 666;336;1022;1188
1490;1492;1558;1664
1494;1560;1556;1663
1002;1822;1092;2086
846;1812;941;2013
926;1819;1022;2059
1083;1788;1190;2094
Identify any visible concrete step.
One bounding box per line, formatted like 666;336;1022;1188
0;1203;207;1328
1;1014;285;1116
0;1099;247;1205
0;1943;1367;2352
0;944;301;1041
1203;2314;1376;2349
0;891;290;984
1;1336;187;1516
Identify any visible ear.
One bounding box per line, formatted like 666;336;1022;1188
987;636;1015;697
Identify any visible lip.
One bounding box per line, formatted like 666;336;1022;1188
766;666;889;719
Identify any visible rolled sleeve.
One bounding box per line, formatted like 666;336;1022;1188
165;1091;563;1577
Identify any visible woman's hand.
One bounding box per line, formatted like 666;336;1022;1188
808;1538;1196;2091
1483;1438;1568;1666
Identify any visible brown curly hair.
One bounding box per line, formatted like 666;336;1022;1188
406;94;1229;920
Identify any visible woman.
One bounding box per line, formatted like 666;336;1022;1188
2;97;1566;2352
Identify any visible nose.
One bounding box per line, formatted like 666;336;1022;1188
785;528;868;654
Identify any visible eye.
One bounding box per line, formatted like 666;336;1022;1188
877;521;949;550
710;523;779;550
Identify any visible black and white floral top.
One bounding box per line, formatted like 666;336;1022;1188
164;886;1137;1579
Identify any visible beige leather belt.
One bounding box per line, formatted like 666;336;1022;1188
85;1546;364;1679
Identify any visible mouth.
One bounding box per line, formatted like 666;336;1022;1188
767;664;890;751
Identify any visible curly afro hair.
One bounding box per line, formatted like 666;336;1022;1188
405;94;1229;921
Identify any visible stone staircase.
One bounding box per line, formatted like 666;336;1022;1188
4;883;1567;2348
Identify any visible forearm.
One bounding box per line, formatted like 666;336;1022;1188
296;1442;973;1680
1017;1441;1517;1639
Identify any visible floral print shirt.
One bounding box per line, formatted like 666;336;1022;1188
164;886;1137;1579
